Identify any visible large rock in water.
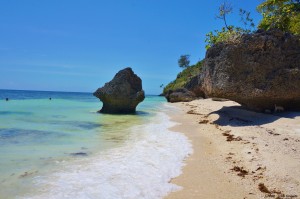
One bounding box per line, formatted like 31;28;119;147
93;67;145;114
165;88;196;103
201;29;300;111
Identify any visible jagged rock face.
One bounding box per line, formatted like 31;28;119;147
165;88;197;103
93;67;145;114
184;75;205;98
201;29;300;111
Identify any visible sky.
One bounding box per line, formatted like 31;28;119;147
0;0;262;94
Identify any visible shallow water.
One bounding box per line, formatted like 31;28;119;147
0;90;191;199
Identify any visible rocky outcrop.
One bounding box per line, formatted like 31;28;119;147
93;67;145;114
201;29;300;111
184;75;205;98
165;88;197;103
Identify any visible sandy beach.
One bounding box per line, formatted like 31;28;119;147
165;99;300;199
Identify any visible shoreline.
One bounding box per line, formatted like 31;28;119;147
13;106;192;199
164;99;300;199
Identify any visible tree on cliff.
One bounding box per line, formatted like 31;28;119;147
205;3;255;49
178;55;190;68
257;0;300;35
216;1;233;31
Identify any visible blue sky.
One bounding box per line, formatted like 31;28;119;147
0;0;262;94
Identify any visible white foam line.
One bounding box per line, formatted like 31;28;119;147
21;112;193;199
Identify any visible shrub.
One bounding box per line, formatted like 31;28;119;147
163;61;203;94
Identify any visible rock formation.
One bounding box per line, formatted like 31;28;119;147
201;29;300;111
165;88;197;103
184;75;205;98
93;67;145;114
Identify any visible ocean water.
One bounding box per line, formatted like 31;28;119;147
0;90;192;199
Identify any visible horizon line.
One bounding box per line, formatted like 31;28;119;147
0;88;161;96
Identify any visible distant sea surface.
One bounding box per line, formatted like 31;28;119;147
0;89;191;199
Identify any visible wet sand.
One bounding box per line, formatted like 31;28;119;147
165;99;300;199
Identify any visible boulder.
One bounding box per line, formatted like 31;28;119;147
184;75;205;98
165;88;197;103
93;67;145;114
201;29;300;111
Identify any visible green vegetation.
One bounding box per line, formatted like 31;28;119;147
163;61;203;94
205;26;250;50
257;0;300;35
205;2;255;49
205;0;300;49
178;54;190;68
164;0;300;95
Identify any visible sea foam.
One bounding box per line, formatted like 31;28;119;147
21;112;192;199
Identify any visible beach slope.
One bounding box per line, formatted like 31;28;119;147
165;99;300;199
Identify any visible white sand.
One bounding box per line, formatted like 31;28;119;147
165;99;300;199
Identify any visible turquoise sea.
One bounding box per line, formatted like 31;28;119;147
0;90;191;199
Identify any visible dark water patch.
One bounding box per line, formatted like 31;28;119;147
70;152;88;157
135;111;150;116
51;115;67;119
0;89;95;101
0;111;33;116
49;120;102;130
39;157;53;160
0;128;66;144
100;111;150;116
13;118;102;130
74;122;102;129
0;89;163;102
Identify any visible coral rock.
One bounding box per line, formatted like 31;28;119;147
93;67;145;113
201;29;300;111
165;88;197;103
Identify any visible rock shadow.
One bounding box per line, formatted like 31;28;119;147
208;106;300;127
135;111;150;116
98;110;150;116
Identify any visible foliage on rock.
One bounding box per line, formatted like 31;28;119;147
178;54;190;68
202;29;300;111
205;26;250;50
205;3;255;49
257;0;300;35
163;61;203;94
